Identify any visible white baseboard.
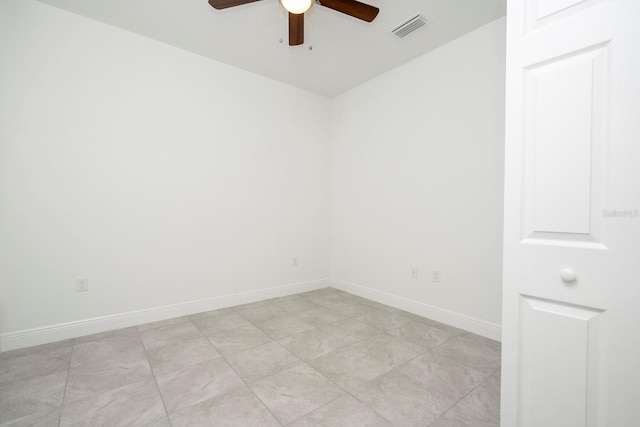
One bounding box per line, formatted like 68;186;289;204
0;278;330;352
1;277;501;352
331;278;502;342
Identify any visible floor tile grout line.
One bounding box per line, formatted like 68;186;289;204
344;390;398;427
267;336;373;426
330;367;399;427
269;300;404;425
57;343;74;427
457;370;501;423
249;300;388;350
54;330;164;425
193;298;368;425
189;316;286;426
206;292;450;426
140;324;182;426
426;365;500;427
430;336;502;377
282;394;345;426
291;294;483;427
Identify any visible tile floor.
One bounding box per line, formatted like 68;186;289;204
0;288;501;426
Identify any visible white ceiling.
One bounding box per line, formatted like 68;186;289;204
37;0;506;97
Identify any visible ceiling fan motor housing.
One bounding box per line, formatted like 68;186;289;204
208;0;380;47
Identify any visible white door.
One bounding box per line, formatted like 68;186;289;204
502;0;640;426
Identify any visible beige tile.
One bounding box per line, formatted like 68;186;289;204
169;386;280;427
415;316;467;335
146;336;220;376
225;341;302;383
191;312;251;335
236;304;286;323
0;408;60;427
433;333;501;375
270;294;306;304
71;335;146;368
72;327;139;345
272;296;323;314
375;304;425;320
297;288;334;297
493;366;502;379
65;354;154;403
0;340;72;362
156;358;244;413
288;394;391;427
0;371;67;424
348;333;426;368
136;316;190;332
460;333;502;351
320;318;381;345
303;290;349;306
189;307;237;320
354;309;413;331
232;299;275;312
387;320;460;349
204;324;272;356
251;364;344;425
353;370;457;427
308;345;392;391
457;375;501;423
347;295;381;306
429;403;499;427
255;313;315;340
60;379;167;426
329;301;375;317
0;345;71;385
398;351;487;400
139;321;203;351
279;329;346;361
295;307;349;327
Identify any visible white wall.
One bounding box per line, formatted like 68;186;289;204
0;1;331;337
331;18;506;329
0;2;506;348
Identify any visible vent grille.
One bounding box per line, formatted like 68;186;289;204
392;14;427;38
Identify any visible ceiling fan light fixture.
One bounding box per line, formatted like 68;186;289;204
281;0;312;14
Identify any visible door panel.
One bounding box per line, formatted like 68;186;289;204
519;296;603;427
523;43;609;242
527;0;601;29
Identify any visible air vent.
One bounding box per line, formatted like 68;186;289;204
392;14;427;38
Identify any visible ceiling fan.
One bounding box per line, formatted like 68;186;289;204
208;0;380;46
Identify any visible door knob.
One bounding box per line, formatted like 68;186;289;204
560;268;577;283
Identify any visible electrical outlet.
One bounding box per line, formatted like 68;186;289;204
432;270;440;283
76;277;89;292
292;257;298;267
411;267;418;279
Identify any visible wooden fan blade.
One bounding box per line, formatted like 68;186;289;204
317;0;379;22
208;0;262;10
289;12;304;46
